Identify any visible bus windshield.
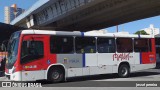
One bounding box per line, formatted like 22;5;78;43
6;32;20;69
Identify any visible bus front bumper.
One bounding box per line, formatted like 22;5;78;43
9;72;22;81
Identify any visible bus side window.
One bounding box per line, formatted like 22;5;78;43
75;37;96;53
116;38;133;53
97;38;115;53
50;36;74;54
134;38;151;52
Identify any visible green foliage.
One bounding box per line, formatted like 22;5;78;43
134;30;149;35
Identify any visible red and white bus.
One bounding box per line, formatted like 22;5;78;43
5;30;156;82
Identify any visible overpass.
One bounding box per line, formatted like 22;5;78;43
11;0;160;31
0;23;25;44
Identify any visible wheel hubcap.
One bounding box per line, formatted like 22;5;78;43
52;71;60;80
121;67;127;76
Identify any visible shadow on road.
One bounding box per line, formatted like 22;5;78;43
129;71;160;78
67;70;160;83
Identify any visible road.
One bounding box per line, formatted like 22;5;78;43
1;68;159;86
39;68;160;87
0;67;160;90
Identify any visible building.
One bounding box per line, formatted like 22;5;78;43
86;29;108;34
4;4;25;24
141;24;160;35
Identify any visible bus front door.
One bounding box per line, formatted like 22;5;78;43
20;35;48;81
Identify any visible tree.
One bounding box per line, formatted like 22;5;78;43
134;30;149;35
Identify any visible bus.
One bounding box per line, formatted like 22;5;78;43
155;35;160;64
4;30;156;82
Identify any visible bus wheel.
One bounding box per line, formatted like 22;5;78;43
48;67;64;83
118;64;130;78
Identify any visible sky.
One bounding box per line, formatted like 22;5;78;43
107;16;160;34
0;0;38;23
0;0;160;34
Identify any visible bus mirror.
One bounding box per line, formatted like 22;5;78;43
1;40;8;51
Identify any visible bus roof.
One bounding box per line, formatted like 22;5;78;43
21;30;154;38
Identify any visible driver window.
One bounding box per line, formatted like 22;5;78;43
21;41;44;61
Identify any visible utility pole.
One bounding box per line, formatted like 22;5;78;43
116;25;119;32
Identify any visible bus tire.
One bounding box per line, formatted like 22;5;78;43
48;67;64;83
118;64;130;78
